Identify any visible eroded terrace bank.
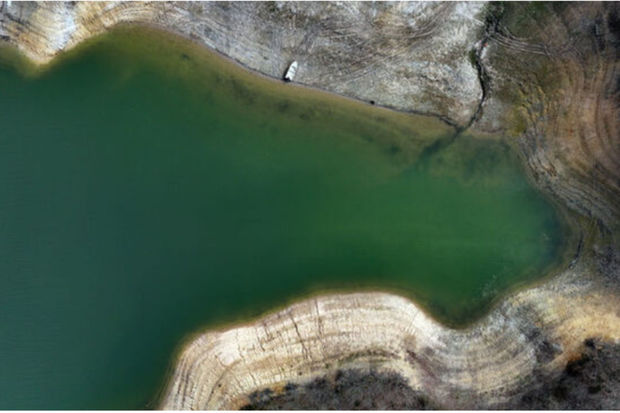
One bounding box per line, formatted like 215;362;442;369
1;1;619;410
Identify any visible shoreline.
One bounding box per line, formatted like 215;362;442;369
0;2;483;127
153;179;586;409
159;269;619;409
1;1;618;410
0;22;580;327
0;20;462;133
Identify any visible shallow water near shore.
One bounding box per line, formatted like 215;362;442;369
0;27;566;409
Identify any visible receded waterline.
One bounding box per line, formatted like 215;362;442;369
0;26;568;409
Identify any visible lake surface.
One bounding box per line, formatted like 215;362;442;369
0;27;565;409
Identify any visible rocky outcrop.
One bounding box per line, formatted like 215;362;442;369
241;369;435;410
474;2;620;233
240;337;620;410
159;253;620;409
1;1;619;410
505;338;620;410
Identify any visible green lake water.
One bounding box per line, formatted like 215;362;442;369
0;27;566;409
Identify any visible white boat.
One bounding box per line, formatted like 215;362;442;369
283;61;298;82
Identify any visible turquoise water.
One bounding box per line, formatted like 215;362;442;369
0;28;565;408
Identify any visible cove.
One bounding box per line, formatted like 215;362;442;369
0;27;566;409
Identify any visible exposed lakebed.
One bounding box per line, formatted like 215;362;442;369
0;27;566;408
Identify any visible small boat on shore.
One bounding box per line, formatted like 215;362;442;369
283;61;298;82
